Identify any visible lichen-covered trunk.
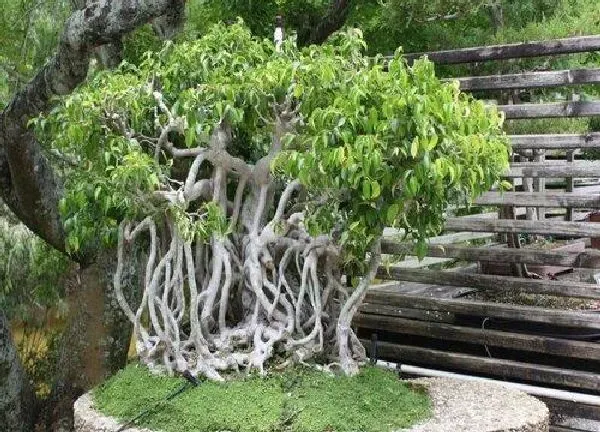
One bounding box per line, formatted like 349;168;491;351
45;249;143;431
0;309;36;432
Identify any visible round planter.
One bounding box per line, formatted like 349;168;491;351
75;377;549;432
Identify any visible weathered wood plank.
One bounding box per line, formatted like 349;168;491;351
498;101;600;119
541;398;600;422
474;192;600;208
383;228;495;244
357;303;455;323
362;294;600;329
354;314;600;359
548;426;584;432
375;267;600;299
388;256;455;269
566;150;576;221
445;217;600;237
509;133;600;149
455;69;600;91
533;150;546;221
381;239;600;268
372;281;475;298
400;35;600;65
360;341;600;391
506;161;600;179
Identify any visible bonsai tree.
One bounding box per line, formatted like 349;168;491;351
38;21;508;380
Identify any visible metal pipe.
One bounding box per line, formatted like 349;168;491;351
377;360;600;406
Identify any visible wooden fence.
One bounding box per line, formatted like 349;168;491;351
358;35;600;431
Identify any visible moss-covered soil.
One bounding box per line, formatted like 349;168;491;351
93;364;431;432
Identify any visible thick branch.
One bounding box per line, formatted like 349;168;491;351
297;0;351;46
0;0;185;256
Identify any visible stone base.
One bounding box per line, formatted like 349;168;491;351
75;377;549;432
403;378;548;432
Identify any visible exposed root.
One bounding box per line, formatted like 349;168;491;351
113;95;381;379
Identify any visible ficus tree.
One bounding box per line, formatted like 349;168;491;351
38;21;509;379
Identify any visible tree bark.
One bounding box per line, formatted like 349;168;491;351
0;310;36;432
297;0;351;46
45;248;144;431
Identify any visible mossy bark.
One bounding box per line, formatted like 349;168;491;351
45;249;143;431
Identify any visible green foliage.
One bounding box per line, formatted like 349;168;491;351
0;216;69;396
184;0;331;41
94;363;431;432
39;21;508;267
0;0;70;107
0;219;68;319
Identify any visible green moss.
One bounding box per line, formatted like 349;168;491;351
93;364;431;432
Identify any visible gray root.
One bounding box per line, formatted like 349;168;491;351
113;95;380;379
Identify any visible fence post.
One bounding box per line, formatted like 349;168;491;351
274;15;284;52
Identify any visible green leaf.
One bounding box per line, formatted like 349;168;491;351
185;125;196;148
386;203;400;225
362;180;371;200
410;137;419;158
370;180;381;199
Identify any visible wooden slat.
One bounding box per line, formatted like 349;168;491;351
445;218;600;237
389;256;454;269
498;101;600;119
474;192;600;208
509;133;600;149
361;341;600;391
506;161;600;178
372;281;476;298
567;150;576;221
400;35;600;65
541;398;600;422
362;294;600;329
375;267;600;299
381;239;600;268
383;228;495;244
357;303;455;323
549;425;590;432
456;68;600;91
355;314;600;360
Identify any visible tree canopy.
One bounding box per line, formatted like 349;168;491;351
37;21;508;378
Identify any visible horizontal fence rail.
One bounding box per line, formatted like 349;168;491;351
399;35;600;65
498;101;600;119
455;68;600;91
356;314;600;360
444;218;600;237
381;240;600;268
375;267;600;299
361;293;600;329
506;161;600;178
361;341;600;392
509;133;600;149
474;191;600;208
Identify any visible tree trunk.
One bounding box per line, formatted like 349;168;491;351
44;249;143;431
0;310;36;432
489;0;504;34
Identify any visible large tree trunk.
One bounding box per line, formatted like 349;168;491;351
45;249;143;432
0;310;37;432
